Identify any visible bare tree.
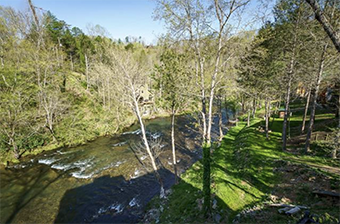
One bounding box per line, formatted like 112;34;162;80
96;48;165;197
305;0;340;52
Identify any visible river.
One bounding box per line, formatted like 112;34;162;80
0;112;231;223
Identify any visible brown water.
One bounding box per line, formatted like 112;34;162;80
0;113;230;223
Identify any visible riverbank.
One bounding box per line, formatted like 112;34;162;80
0;116;130;166
0;110;179;166
144;106;339;223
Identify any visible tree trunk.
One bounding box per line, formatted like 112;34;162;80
206;38;222;145
218;96;223;141
247;109;250;127
203;4;225;215
203;26;224;217
47;123;57;143
305;43;328;153
199;57;207;142
85;53;89;90
336;93;339;119
305;0;340;52
265;98;269;140
252;98;256;118
207;89;215;145
132;86;164;196
282;9;301;150
282;67;293;150
224;96;229;124
301;88;311;133
201;97;207;142
171;108;178;184
10;138;19;159
332;108;339;158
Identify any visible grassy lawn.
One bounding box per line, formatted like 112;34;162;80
146;103;339;223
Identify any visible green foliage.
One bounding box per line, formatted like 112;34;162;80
152;49;193;113
125;43;134;51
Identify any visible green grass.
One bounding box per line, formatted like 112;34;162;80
150;101;339;223
155;119;282;223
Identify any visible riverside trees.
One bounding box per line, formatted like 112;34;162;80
0;5;136;160
155;0;253;216
153;48;193;183
239;0;339;153
91;45;168;196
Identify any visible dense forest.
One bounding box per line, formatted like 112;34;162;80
0;5;159;161
0;0;339;223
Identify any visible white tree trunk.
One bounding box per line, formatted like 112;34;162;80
171;109;178;183
301;87;311;133
131;85;164;196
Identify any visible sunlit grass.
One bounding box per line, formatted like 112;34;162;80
155;103;338;223
157;119;282;222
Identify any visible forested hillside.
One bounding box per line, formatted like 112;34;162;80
0;6;165;162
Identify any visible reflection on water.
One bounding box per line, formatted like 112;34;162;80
0;112;230;223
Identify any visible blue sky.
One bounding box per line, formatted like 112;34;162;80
1;0;165;44
1;0;274;44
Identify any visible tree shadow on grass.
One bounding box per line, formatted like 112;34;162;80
152;175;233;223
210;121;280;222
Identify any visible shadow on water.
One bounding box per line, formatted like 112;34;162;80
54;168;175;223
1;111;232;224
53;112;231;223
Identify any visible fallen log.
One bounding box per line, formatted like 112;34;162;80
228;119;238;124
312;190;340;198
266;203;309;209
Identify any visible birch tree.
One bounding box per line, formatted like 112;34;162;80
94;47;165;196
155;0;251;215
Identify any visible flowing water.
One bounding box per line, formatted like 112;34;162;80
0;112;230;223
